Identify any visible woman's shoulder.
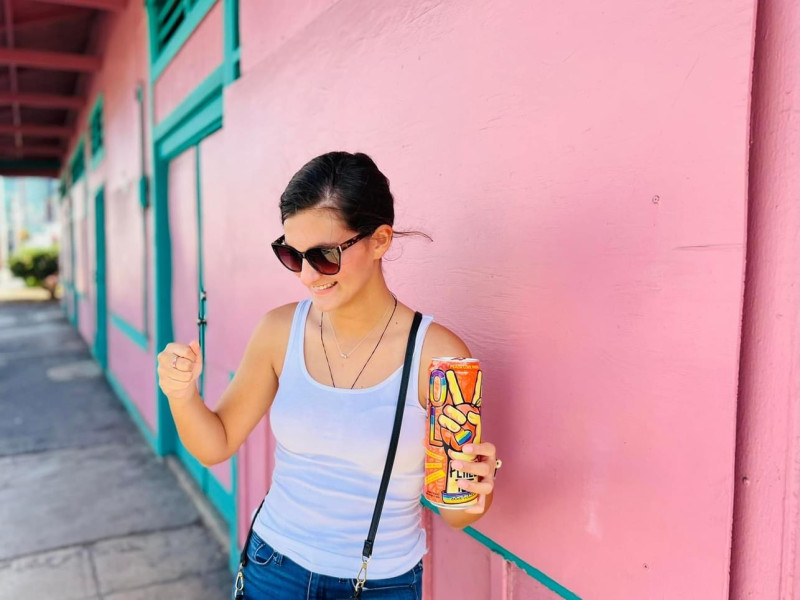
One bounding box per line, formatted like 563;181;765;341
420;320;472;362
252;302;301;353
245;302;302;376
257;301;301;328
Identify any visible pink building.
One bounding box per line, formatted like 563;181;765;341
18;0;798;597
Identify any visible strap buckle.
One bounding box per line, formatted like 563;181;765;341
234;564;244;597
355;556;370;592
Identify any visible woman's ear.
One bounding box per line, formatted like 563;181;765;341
371;225;394;259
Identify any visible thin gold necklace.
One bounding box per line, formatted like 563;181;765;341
328;295;395;359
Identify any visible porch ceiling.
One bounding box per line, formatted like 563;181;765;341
0;0;124;178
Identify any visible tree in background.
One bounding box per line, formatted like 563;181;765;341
9;246;59;299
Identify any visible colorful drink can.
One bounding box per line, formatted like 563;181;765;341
424;357;483;509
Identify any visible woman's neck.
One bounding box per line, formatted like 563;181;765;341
325;274;396;340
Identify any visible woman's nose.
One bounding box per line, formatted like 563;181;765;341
298;259;321;286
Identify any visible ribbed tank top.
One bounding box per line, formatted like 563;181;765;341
252;299;434;579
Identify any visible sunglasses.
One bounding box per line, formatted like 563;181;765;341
271;231;371;275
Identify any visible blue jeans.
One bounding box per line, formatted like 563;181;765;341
232;530;423;600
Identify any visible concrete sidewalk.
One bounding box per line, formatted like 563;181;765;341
0;299;233;599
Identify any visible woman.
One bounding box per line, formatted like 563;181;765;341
157;151;498;599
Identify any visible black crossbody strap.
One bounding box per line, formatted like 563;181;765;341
236;311;424;600
238;496;265;568
361;310;423;560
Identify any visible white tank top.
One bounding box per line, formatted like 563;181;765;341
252;299;434;579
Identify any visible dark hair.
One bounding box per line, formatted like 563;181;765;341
279;151;430;241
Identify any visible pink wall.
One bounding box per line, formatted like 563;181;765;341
57;0;800;597
154;1;223;123
198;130;233;490
154;0;234;488
226;1;756;597
72;177;95;347
730;0;800;597
62;0;157;431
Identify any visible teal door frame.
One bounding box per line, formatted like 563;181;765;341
151;65;237;571
93;187;108;370
69;195;78;326
171;142;209;503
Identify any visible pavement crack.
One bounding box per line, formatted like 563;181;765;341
86;544;105;600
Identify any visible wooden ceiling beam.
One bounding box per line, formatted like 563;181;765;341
0;145;63;157
0;124;72;138
25;0;126;12
0;48;101;72
0;91;84;110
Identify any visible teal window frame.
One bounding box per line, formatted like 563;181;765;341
69;138;86;185
90;95;105;170
147;0;218;82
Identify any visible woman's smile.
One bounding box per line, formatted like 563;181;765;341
311;281;338;294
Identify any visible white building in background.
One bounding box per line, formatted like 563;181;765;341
0;177;60;269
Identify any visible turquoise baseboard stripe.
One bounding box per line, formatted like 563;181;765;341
111;313;149;351
105;370;159;452
228;371;240;573
420;497;582;599
228;452;239;573
207;469;235;525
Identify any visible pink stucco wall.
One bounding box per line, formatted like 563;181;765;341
154;1;224;123
57;0;800;597
729;0;800;597
198;129;234;490
72;177;95;347
62;0;157;431
228;1;756;598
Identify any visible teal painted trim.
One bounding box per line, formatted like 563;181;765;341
228;452;239;573
145;1;159;69
69;210;78;326
159;93;222;160
195;145;207;395
176;442;207;488
153;151;177;457
94;187;108;370
89;94;104;168
228;370;239;573
139;175;150;210
420;498;582;599
111;313;149;351
68;136;86;184
223;0;240;85
141;178;150;341
106;370;159;451
154;65;224;147
148;0;177;460
206;470;235;529
151;0;219;82
90;147;105;171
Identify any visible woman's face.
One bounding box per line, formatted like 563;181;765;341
282;209;376;312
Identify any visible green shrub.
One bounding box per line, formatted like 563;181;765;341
9;246;59;298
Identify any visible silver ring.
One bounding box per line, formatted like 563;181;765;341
171;354;178;369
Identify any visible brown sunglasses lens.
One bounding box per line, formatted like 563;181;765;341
273;245;302;272
273;244;341;275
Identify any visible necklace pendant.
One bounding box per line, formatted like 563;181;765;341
340;353;348;359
